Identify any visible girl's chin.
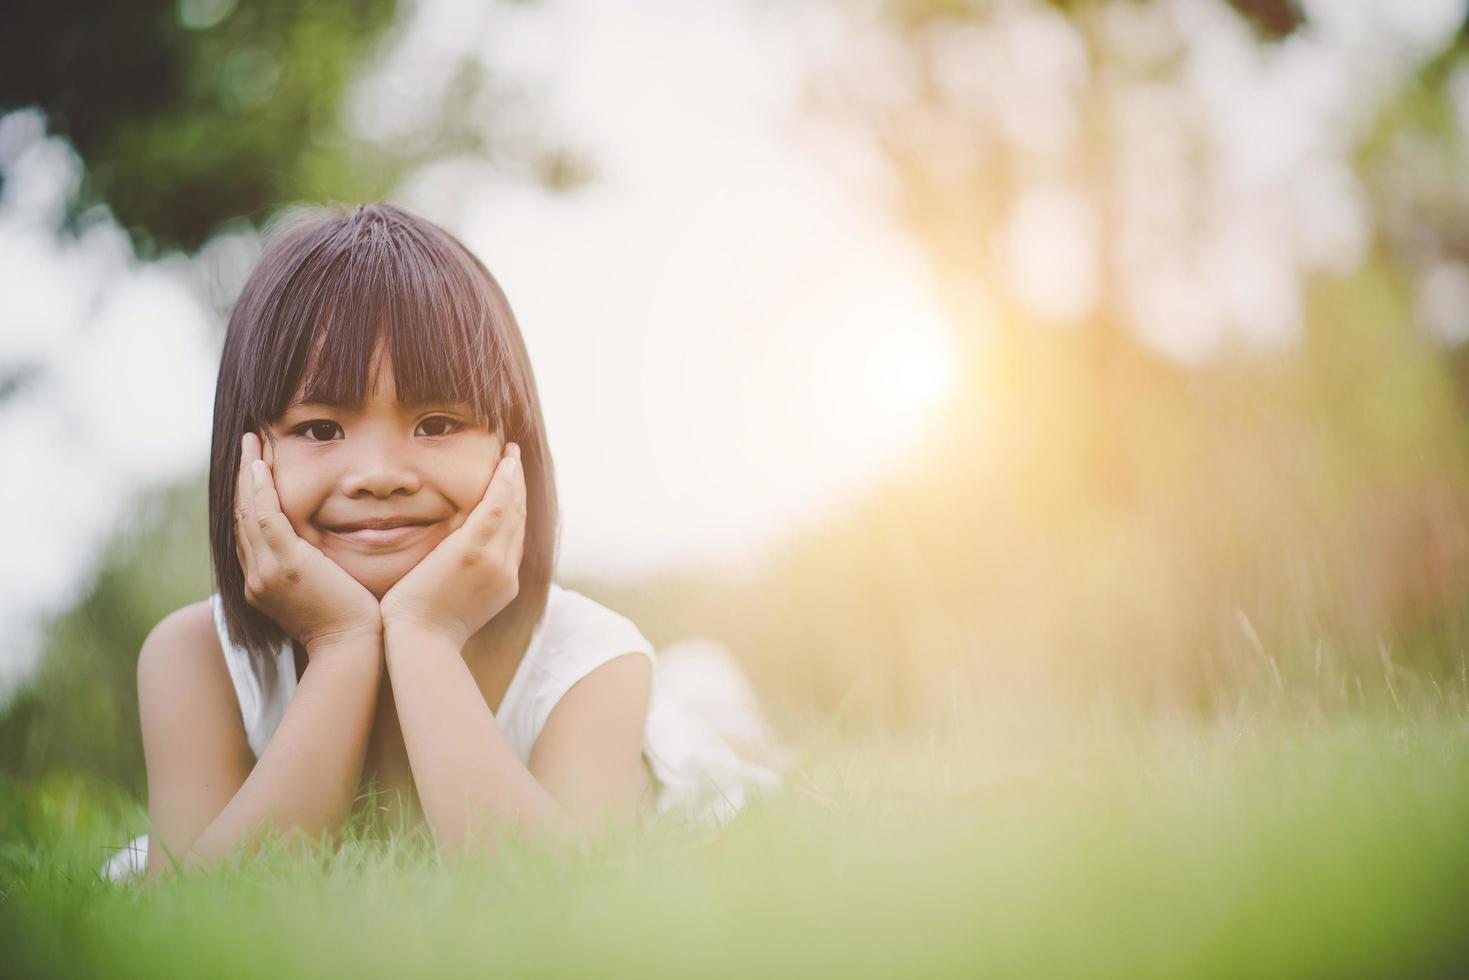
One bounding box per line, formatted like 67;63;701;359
328;551;424;599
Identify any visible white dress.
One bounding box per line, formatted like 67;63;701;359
101;584;788;882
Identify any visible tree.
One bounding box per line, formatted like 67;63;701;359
0;0;498;255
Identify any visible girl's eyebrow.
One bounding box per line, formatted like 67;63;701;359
283;395;477;412
283;396;348;411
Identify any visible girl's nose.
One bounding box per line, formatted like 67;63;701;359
338;443;423;498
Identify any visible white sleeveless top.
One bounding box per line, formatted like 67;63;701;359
102;584;786;882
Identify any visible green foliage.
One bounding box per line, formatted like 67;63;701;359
0;477;212;799
0;0;468;253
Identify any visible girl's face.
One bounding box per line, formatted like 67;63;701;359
263;347;502;599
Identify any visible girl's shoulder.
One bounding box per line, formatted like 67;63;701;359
135;599;242;745
139;598;226;669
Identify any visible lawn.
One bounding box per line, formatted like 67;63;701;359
3;705;1466;979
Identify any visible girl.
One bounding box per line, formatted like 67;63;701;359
103;203;787;882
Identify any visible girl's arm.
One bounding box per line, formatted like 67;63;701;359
138;602;382;877
378;443;652;853
141;432;388;877
383;624;652;855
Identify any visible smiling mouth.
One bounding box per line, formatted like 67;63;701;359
323;521;440;550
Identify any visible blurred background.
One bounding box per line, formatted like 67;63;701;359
4;0;1469;804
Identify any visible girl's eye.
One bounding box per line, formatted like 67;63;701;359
294;420;342;442
286;416;469;441
416;416;465;438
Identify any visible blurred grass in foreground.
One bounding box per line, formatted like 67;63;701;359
3;702;1466;979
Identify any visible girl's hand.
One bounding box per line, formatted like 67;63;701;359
379;443;525;649
235;431;383;655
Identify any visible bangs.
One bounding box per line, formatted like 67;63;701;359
248;213;511;429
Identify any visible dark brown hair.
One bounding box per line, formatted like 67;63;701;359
208;202;558;686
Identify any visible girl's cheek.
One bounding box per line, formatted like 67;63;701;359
448;439;500;507
268;460;316;537
467;459;498;506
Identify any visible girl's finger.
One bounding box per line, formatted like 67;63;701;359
462;448;521;547
249;456;298;556
235;433;260;570
514;446;527;506
482;457;529;556
507;502;527;566
510;443;527;536
502;442;526;508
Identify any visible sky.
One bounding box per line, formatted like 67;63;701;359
0;0;958;697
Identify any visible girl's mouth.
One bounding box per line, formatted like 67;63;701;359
324;521;440;549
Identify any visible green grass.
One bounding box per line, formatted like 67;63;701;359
3;707;1467;979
